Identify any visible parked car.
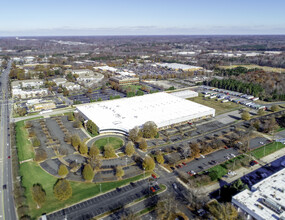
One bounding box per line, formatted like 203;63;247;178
172;183;178;190
152;174;157;179
182;162;187;166
200;154;205;158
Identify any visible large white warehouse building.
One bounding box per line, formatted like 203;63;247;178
76;92;215;134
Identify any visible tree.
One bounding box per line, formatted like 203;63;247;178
79;142;88;155
142;121;158;138
71;134;81;151
189;143;200;158
121;211;141;220
89;145;100;158
142;157;155;171
271;104;279;112
139;138;147;151
82;164;94;181
207;202;238;220
241;111;251;121
104;144;116;158
67;113;74;121
88;157;102;171
86;120;98;135
17;107;27;116
129;126;142;142
53;179;72;201
35;149;47;162
32;138;41;147
125;141;135;157
186;187;209;210
257;109;265;116
116;166;124;179
73;120;82;128
32;184;46;208
156;153;165;164
58;164;69;177
156;195;177;220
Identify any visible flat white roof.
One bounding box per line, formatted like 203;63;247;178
156;63;202;70
76;92;215;133
232;168;285;220
169;90;198;99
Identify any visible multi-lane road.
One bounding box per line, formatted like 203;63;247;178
0;61;17;220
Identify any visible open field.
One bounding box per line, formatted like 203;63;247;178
188;95;242;115
94;137;124;151
219;64;285;73
251;142;285;159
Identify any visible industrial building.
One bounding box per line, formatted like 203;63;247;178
76;92;215;135
232;168;285;220
168;90;198;99
155;63;203;71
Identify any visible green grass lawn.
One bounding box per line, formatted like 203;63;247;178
15;118;144;219
251;142;285;159
20;161;147;219
122;84;142;91
15;121;35;161
188;95;242;115
94;137;124;151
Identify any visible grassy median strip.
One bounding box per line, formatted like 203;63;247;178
15;121;35;161
251;142;285;159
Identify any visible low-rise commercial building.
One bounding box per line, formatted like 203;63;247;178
76;92;215;135
232;168;285;220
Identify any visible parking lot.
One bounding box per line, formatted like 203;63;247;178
46;179;150;220
69;89;126;104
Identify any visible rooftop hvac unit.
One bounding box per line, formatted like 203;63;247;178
259;197;283;214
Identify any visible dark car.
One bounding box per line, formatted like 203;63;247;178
130;182;136;187
153;185;160;190
2;184;7;190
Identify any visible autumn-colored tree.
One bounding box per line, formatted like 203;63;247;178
58;164;69;177
53;179;72;201
89;145;100;158
71;134;81;151
241;111;251;121
139;138;147;151
79;142;88;155
116;166;124;179
104;144;116;158
125;141;135;157
142;157;155;171
82;164;94;181
32;184;46;208
156;153;165;164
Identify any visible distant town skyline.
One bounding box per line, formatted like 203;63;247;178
1;0;285;36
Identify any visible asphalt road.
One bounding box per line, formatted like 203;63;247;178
0;61;16;220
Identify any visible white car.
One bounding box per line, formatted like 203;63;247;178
200;154;205;158
259;142;264;144
230;153;236;158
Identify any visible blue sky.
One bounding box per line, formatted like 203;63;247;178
1;0;285;36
